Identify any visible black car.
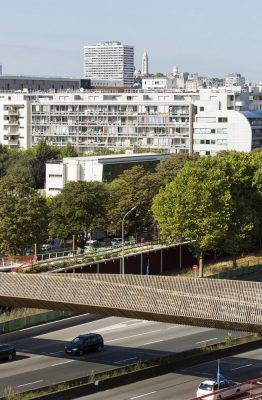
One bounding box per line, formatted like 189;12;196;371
0;344;16;361
65;333;104;356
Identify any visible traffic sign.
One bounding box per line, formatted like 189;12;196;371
192;265;199;271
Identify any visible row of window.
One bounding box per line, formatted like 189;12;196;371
194;139;227;145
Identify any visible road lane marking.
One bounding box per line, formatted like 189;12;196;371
51;360;75;367
231;364;253;370
106;329;161;342
142;339;164;346
130;391;157;399
17;380;43;387
115;357;138;364
196;338;218;344
42;351;64;355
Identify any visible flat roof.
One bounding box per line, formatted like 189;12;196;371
63;153;169;164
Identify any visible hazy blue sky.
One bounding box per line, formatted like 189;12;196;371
1;0;261;82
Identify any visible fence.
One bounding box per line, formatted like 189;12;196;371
0;310;75;334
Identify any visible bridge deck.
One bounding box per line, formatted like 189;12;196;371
0;273;261;333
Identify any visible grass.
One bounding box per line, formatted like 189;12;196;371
0;308;48;323
165;248;262;278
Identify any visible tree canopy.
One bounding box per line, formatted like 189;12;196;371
0;176;48;254
48;181;109;247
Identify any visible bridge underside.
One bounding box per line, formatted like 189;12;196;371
0;273;261;333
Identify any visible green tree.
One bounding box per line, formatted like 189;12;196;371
152;157;232;276
219;152;261;267
0;176;48;255
155;153;200;187
48;181;109;247
5;149;35;187
0;144;11;178
31;140;60;189
107;165;160;236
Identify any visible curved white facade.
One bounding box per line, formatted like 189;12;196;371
194;110;252;155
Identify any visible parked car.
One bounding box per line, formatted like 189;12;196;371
196;379;240;400
0;344;16;361
111;238;122;248
65;333;104;356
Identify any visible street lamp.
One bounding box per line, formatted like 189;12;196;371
122;206;136;275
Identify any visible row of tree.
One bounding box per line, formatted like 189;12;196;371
0;149;261;274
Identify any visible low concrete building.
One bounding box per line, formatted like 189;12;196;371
45;153;168;196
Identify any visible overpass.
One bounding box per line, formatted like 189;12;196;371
0;273;261;333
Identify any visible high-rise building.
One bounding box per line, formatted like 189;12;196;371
141;50;149;76
84;41;134;87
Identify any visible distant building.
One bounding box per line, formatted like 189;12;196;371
84;41;134;87
142;77;176;90
224;73;245;87
0;75;90;92
0;65;2;75
45;153;168;196
141;50;149;76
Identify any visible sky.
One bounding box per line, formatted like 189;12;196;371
1;0;262;82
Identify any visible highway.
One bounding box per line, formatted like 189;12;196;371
77;347;262;400
0;314;250;396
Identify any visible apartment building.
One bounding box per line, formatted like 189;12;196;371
224;73;245;87
0;87;262;155
0;93;31;148
84;41;134;87
0;76;91;92
30;91;193;153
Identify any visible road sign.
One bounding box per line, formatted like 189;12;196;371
192;265;199;271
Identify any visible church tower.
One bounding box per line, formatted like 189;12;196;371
141;50;149;76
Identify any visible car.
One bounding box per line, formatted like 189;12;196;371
196;379;240;400
65;333;104;356
0;344;16;361
111;238;122;248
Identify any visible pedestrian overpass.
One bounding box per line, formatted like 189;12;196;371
0;273;261;333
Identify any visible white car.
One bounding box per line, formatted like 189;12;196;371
196;379;240;399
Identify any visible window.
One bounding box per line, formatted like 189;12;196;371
199;106;204;111
218;117;228;123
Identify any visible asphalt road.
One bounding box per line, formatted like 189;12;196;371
77;347;262;400
0;314;249;396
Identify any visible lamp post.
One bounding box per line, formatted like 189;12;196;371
122;206;136;275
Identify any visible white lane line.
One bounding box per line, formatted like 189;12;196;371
42;351;64;355
106;329;161;343
51;360;75;367
231;364;253;370
196;338;218;344
17;380;43;388
130;391;156;399
142;339;164;346
115;357;138;364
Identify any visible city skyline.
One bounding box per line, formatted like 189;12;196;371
1;0;262;82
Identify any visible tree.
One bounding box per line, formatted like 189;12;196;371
0;144;11;179
106;165;160;236
152;157;232;276
31;140;60;189
48;181;109;247
218;152;261;267
0;176;49;255
155;153;200;187
5;149;35;187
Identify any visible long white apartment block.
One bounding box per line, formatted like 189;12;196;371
0;87;262;155
30;91;194;154
84;41;134;87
